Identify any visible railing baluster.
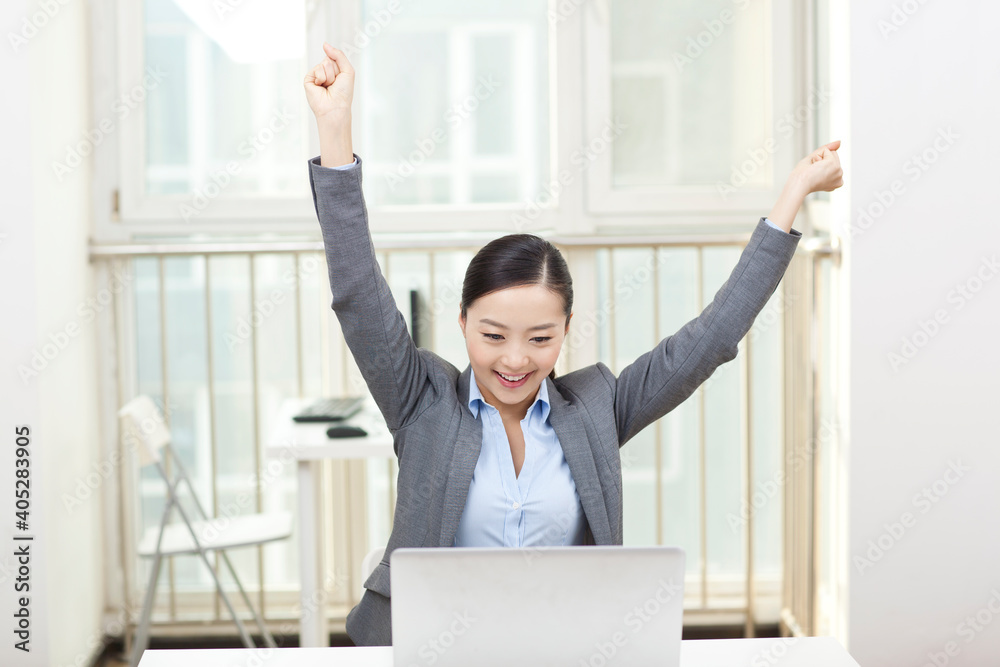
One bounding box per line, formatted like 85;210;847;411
112;257;134;656
248;254;265;619
743;330;755;636
653;247;663;548
204;255;221;621
157;255;177;621
697;246;707;610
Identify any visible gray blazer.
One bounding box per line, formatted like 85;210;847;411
307;153;802;646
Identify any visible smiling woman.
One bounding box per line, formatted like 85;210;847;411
458;234;574;423
303;43;839;647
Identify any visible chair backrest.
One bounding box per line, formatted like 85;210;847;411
118;395;172;467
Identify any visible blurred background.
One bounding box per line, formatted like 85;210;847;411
2;0;998;666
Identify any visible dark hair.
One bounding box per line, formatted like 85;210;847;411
460;234;573;382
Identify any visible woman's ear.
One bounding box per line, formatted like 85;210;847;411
458;310;466;338
565;312;573;334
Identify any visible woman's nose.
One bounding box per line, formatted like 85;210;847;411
501;344;529;369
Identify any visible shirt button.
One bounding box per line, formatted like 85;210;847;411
512;502;520;510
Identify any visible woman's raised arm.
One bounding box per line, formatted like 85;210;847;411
304;44;435;435
605;142;843;446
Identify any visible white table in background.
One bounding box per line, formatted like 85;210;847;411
266;397;395;647
138;636;862;666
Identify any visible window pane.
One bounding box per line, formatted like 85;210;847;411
144;0;308;198
611;0;771;187
359;0;550;206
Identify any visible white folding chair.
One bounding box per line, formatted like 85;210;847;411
119;395;293;667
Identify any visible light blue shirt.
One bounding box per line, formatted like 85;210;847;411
453;368;588;547
328;157;791;234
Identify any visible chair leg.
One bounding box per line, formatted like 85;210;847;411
171;501;257;648
129;552;163;667
131;491;177;667
219;550;278;648
195;548;257;648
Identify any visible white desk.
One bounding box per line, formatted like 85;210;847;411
138;637;861;666
266;397;396;648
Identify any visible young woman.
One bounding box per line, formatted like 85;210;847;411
303;43;843;646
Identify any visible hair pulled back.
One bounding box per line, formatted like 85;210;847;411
460;234;573;382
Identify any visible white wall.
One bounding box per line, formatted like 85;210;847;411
846;1;1000;664
0;1;105;665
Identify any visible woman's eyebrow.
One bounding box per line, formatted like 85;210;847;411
478;318;557;331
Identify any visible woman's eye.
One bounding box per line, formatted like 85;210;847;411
481;334;551;342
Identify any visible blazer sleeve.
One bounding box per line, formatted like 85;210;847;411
307;153;436;433
599;217;802;447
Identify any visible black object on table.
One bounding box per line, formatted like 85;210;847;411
292;396;365;423
326;425;368;439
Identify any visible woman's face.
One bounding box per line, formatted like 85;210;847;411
458;284;571;418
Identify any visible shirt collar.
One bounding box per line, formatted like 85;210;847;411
467;368;550;422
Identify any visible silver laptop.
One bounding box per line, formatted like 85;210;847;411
390;545;685;667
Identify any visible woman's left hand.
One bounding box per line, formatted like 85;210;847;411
789;140;844;195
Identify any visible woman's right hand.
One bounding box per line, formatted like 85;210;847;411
304;43;355;123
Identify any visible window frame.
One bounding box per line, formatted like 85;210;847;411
93;0;814;239
582;0;798;222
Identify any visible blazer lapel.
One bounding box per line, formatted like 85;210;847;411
439;366;613;547
544;376;613;545
439;365;483;548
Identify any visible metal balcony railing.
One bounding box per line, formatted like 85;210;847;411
88;228;840;646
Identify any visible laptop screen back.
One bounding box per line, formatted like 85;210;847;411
390;545;685;667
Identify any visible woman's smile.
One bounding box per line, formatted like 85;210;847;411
494;369;533;388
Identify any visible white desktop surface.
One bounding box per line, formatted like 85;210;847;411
266;397;395;460
138;637;861;666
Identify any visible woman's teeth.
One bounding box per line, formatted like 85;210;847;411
497;371;528;381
